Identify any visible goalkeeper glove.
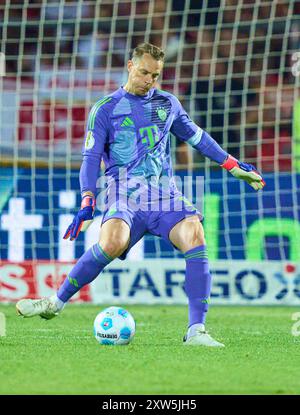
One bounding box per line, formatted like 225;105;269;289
63;195;96;241
221;155;265;190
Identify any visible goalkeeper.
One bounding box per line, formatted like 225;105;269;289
16;43;265;347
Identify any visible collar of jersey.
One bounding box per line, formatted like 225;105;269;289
120;86;155;101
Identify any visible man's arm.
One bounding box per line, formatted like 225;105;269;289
80;153;101;198
179;126;228;165
63;103;110;240
170;97;265;190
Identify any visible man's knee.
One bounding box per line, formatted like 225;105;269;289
100;238;129;258
169;216;206;253
99;219;130;258
184;223;205;249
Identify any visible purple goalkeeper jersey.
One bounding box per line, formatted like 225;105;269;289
80;86;228;202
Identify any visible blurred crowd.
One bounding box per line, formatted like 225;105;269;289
1;0;300;171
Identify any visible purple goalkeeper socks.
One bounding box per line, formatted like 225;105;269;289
184;245;211;327
57;243;113;303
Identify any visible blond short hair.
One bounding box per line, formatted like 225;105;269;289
132;43;165;63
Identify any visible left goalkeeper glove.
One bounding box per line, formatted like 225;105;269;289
63;195;95;241
221;155;265;190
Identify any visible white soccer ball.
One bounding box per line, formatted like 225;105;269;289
93;306;136;346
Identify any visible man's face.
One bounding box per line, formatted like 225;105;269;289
127;53;163;95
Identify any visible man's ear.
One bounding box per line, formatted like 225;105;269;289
127;60;133;72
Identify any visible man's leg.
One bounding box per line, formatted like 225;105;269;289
16;219;130;319
56;218;130;302
169;215;224;347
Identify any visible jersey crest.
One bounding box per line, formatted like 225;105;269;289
156;107;167;122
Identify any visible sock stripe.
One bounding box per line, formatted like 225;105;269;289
186;256;208;261
185;255;208;261
184;246;208;259
185;251;208;257
96;243;113;262
185;252;208;260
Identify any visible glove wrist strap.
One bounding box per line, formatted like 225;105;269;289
220;155;238;171
81;195;96;209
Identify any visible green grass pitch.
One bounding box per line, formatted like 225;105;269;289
0;304;300;395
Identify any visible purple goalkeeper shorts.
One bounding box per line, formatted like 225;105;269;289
101;193;203;260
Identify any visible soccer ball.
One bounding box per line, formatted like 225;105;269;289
93;306;136;346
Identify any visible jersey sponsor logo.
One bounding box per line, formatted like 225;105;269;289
156;107;167;121
84;131;95;150
139;125;160;149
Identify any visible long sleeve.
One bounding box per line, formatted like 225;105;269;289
79;154;101;196
79;102;110;195
170;96;228;165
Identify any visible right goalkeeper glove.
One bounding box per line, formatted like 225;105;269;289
221;155;266;190
63;195;95;241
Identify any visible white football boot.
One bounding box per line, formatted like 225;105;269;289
16;295;62;320
183;324;225;347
